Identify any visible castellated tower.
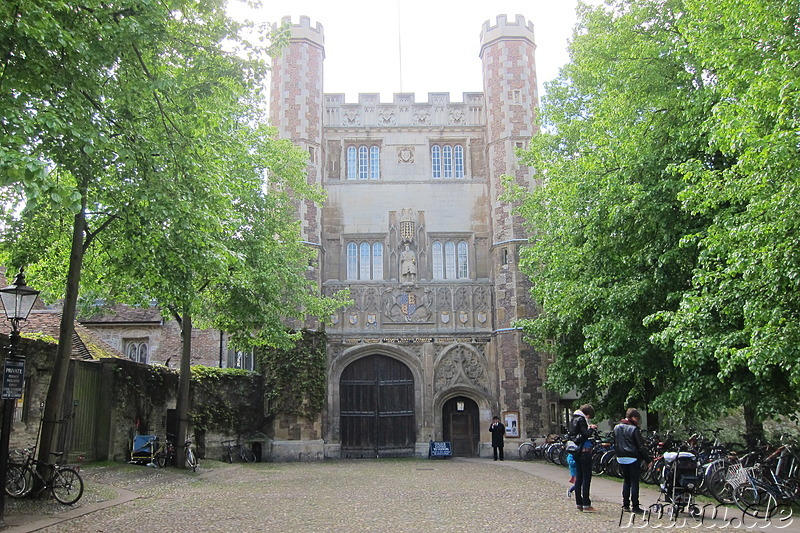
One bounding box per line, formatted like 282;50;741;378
268;16;325;445
264;13;555;461
269;16;325;268
480;15;549;438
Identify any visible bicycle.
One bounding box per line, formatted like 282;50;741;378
6;448;84;505
517;436;546;461
731;462;798;519
147;436;173;468
174;434;198;472
222;439;256;463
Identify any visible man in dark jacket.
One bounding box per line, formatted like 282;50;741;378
613;408;651;513
489;416;505;460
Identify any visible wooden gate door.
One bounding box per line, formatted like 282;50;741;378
65;361;102;461
442;396;479;456
340;355;415;458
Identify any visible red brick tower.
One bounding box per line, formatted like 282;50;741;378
480;15;551;437
269;16;325;282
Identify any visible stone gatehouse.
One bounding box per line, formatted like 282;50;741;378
268;14;561;459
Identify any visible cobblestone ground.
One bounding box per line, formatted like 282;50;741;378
3;458;798;533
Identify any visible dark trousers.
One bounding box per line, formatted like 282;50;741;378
574;451;593;507
493;446;504;460
619;459;641;508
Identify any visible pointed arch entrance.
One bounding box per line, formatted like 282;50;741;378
442;396;479;456
340;354;415;458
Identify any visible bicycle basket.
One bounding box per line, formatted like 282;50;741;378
725;463;755;486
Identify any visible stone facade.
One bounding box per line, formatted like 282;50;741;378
269;15;561;458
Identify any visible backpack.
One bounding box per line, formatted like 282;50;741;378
568;414;588;448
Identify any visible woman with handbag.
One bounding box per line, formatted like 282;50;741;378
568;404;598;512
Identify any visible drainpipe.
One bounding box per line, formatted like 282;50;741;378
219;330;224;368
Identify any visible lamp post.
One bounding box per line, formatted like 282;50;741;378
0;268;40;527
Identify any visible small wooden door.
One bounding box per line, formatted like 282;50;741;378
442;397;479;456
340;355;415;458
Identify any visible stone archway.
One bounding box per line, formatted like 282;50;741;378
339;354;415;458
442;396;480;456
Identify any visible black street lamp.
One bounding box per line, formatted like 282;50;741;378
0;268;40;527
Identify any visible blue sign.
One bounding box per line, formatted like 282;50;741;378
429;441;452;458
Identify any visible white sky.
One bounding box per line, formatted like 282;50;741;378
229;0;588;103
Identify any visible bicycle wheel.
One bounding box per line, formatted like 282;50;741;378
155;452;167;468
518;442;536;461
547;444;562;464
51;467;84;505
707;467;735;504
240;446;257;463
186;447;198;471
5;463;29;498
733;483;777;519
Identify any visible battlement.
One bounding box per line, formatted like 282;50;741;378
278;15;325;49
323;92;485;128
479;14;535;51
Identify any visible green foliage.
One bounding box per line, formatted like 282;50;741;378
512;0;800;426
0;0;346;456
114;361;178;430
259;330;326;419
189;365;265;436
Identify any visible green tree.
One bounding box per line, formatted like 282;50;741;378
652;0;800;435
509;0;719;418
513;0;800;436
0;0;345;467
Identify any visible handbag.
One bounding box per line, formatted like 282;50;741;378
565;440;579;452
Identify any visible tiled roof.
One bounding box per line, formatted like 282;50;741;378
0;310;123;360
79;303;163;325
0;267;122;359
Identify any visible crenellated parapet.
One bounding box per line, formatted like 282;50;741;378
479;14;535;56
276;15;325;52
323;92;485;128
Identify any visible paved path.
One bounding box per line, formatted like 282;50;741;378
1;458;797;532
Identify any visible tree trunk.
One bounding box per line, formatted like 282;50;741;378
743;403;765;446
175;311;192;469
38;206;86;467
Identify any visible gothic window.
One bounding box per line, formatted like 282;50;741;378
432;240;469;279
454;146;464;178
445;241;456;278
370;146;380;179
346;241;384;280
347;146;357;180
347;144;381;180
431;145;442;178
125;339;149;364
432;241;444;278
372;242;384;280
360;242;371;279
457;241;469;278
431;143;465;179
346;242;358;279
358;146;368;178
443;146;453;178
227;346;255;371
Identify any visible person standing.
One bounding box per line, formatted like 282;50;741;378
489;416;505;461
614;408;651;514
569;404;597;512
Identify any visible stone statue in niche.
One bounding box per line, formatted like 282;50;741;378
400;244;417;283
